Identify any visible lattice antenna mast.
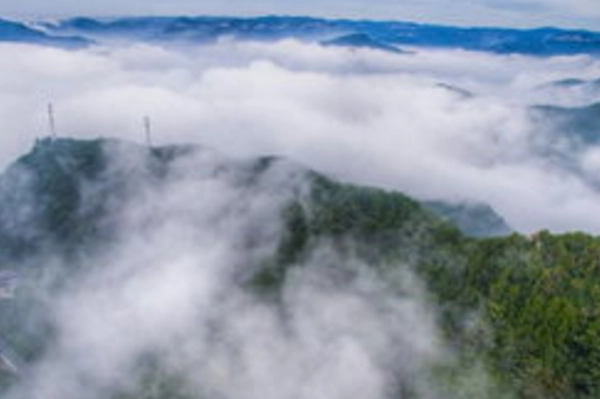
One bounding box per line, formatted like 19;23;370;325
48;103;57;140
143;115;153;148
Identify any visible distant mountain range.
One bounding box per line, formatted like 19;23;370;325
0;18;89;48
1;15;599;56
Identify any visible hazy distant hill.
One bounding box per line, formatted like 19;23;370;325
321;32;406;53
423;201;512;238
0;18;89;48
533;102;600;145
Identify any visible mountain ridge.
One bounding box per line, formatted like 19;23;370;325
0;18;90;48
2;137;600;398
0;15;592;55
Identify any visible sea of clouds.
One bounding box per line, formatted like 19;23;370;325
2;36;599;399
1;38;600;232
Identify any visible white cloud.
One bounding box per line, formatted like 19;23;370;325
0;40;600;234
3;139;449;399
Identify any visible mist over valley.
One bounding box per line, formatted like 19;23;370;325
0;14;599;399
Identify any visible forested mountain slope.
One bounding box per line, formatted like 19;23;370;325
0;137;598;399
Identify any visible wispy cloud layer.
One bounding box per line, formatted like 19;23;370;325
4;136;447;399
0;40;600;233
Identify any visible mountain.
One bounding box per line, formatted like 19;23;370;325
524;102;600;189
322;33;405;53
44;16;344;44
532;102;600;145
1;138;600;399
423;200;512;237
435;83;475;98
550;77;600;89
0;137;506;265
41;16;600;56
0;18;90;48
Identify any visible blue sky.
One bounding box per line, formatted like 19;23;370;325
0;0;599;30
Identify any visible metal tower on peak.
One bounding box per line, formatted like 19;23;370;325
47;103;57;140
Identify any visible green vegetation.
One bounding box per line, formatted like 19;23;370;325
1;138;600;399
273;176;600;399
